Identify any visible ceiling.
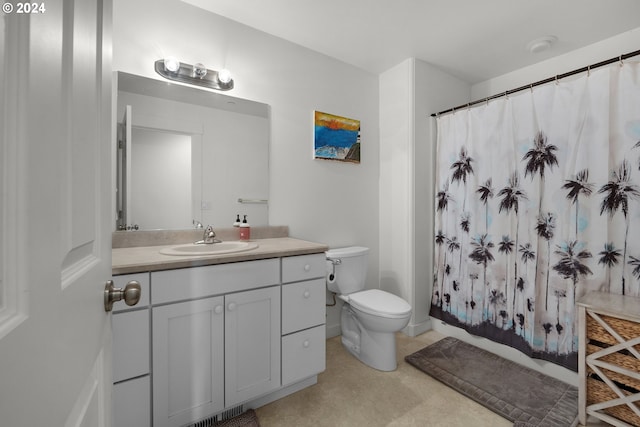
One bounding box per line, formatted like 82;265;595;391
181;0;640;84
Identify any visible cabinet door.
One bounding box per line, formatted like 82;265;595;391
152;297;225;427
225;286;281;407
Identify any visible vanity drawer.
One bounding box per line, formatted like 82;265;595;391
282;325;326;386
113;376;151;427
151;258;280;304
281;253;326;283
112;272;150;312
282;278;326;335
113;308;150;383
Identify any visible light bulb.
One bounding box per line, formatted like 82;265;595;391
164;57;181;73
217;68;232;84
193;63;207;79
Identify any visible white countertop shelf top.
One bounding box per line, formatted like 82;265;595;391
112;237;329;275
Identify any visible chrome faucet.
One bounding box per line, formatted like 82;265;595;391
195;225;220;245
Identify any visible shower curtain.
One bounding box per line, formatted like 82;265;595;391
430;60;640;370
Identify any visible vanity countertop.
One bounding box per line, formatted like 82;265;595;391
112;237;329;275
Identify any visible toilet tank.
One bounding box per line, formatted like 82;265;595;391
326;246;369;295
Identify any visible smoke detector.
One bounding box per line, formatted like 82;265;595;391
526;36;557;54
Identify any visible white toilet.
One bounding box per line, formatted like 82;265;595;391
326;246;412;371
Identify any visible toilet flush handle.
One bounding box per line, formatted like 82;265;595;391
327;258;342;280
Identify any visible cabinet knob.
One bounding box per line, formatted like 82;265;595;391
227;302;237;311
214;305;223;314
303;290;310;299
303;340;310;348
304;264;311;272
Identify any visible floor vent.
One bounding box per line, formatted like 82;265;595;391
184;405;245;427
186;415;216;427
216;405;245;422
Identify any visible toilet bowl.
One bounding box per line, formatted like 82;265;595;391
326;247;412;371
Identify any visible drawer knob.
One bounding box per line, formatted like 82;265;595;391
214;305;223;314
228;302;237;311
303;290;310;299
304;264;311;272
303;340;310;348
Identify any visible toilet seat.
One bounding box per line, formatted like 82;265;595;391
347;289;411;319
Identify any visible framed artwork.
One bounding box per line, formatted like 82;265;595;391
314;111;360;163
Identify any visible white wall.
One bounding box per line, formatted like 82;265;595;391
380;58;470;336
112;0;379;335
379;59;414;316
431;28;640;386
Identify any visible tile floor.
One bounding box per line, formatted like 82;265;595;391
255;330;607;427
255;330;511;426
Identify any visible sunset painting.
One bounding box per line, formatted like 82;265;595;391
314;111;360;163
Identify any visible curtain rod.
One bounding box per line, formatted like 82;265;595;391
431;48;640;118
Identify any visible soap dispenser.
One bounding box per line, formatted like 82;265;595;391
233;214;241;227
239;215;251;240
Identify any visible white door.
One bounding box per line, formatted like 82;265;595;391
0;1;114;426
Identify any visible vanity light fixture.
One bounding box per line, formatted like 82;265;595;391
154;58;234;91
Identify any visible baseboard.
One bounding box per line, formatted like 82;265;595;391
326;322;341;338
402;317;432;337
328;318;430;338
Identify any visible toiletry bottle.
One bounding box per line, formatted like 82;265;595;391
239;215;251;240
233;214;241;227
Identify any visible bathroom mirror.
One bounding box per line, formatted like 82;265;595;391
115;72;270;231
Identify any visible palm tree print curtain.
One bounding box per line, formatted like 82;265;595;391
430;61;640;370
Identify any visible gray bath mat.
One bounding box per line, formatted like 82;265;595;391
405;337;578;427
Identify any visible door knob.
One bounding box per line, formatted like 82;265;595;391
104;280;141;312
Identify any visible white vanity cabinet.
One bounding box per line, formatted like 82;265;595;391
111;272;151;427
281;254;327;386
111;243;328;427
151;259;281;427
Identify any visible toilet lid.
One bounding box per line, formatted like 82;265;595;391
348;289;412;318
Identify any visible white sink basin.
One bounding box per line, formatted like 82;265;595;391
160;241;259;256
